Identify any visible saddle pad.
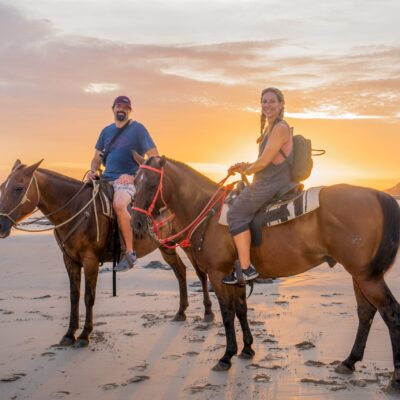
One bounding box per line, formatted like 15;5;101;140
218;186;323;228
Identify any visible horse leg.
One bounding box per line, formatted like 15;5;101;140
186;251;215;322
235;285;254;359
208;270;238;371
356;278;400;389
74;260;99;347
59;254;81;346
159;247;189;321
336;278;377;374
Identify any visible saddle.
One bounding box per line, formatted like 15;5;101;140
219;181;323;246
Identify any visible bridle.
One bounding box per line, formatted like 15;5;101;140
133;163;233;249
0;173;40;225
0;172;102;241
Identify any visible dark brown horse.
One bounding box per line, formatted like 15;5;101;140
131;156;400;389
0;160;214;347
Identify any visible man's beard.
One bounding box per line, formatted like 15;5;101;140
116;111;127;122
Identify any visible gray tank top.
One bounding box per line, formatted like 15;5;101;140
254;122;293;182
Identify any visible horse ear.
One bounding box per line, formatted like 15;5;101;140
24;159;44;176
12;159;22;172
160;156;166;167
132;151;145;165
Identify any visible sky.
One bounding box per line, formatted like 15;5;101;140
0;0;399;189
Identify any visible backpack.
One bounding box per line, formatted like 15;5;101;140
280;134;325;182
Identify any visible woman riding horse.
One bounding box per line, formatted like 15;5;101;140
224;87;294;285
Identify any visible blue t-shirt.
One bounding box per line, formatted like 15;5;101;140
95;120;155;181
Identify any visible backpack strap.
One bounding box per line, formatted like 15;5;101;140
101;119;132;165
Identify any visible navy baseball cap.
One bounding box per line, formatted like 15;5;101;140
112;95;132;109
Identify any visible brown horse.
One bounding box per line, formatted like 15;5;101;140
0;160;214;347
131;156;400;389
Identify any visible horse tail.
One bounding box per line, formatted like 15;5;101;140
368;191;400;279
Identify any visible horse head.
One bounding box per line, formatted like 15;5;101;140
131;154;167;236
0;159;43;238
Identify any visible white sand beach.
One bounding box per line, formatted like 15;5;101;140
1;231;400;400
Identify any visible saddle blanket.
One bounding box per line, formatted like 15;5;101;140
218;186;323;228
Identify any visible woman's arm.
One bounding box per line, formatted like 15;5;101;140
244;123;290;175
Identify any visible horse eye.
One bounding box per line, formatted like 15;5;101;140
14;187;23;193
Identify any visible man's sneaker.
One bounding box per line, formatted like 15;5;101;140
222;272;238;285
114;251;137;272
242;264;258;281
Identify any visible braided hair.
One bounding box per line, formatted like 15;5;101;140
257;87;285;143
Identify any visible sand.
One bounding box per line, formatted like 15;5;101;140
1;231;400;400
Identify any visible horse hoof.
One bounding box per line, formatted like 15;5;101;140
73;338;89;348
238;349;255;360
172;313;186;322
334;362;354;375
212;361;231;371
59;336;76;346
203;313;215;323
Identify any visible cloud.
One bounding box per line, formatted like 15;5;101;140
83;83;121;93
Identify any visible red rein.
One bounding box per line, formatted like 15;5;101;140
133;164;232;249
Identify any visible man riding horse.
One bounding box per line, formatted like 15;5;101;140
87;95;158;272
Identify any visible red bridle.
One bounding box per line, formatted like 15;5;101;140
132;165;167;218
132;164;233;249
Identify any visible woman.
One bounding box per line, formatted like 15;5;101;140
223;87;294;284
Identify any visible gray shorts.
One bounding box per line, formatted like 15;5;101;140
227;166;291;236
110;181;136;201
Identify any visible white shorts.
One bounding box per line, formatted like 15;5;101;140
110;181;136;201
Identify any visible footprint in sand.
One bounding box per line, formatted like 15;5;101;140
254;374;271;383
304;360;326;367
50;391;70;398
41;352;56;357
1;373;26;382
129;363;149;372
187;383;220;394
295;341;316;350
100;383;119;390
184;352;199;357
123;332;138;337
126;376;150;384
162;354;181;360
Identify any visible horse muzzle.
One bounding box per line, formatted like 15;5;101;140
0;216;12;238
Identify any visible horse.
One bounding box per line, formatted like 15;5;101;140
0;160;214;347
131;155;400;389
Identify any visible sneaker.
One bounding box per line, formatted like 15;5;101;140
222;271;238;285
242;264;259;281
114;251;137;272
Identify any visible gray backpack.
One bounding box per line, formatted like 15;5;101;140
280;135;325;182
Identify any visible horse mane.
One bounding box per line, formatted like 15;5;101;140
37;168;85;187
165;158;218;189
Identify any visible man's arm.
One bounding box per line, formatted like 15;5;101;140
87;150;103;180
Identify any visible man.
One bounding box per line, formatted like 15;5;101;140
88;95;159;271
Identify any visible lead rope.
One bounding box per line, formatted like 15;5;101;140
14;181;101;239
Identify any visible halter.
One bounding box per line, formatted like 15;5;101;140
0;173;40;224
133;164;233;249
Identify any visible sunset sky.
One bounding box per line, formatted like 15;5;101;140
0;0;399;189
